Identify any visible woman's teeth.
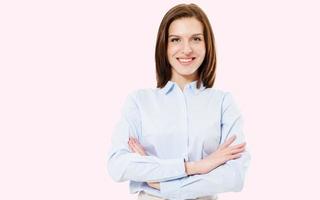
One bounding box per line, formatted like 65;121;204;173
179;58;192;62
178;57;195;64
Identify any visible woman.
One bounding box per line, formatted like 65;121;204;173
107;3;250;200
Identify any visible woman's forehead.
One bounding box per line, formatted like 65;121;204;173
168;17;203;35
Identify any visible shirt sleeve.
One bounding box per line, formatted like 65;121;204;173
159;92;251;199
107;92;187;182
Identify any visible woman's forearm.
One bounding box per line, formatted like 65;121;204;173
185;136;246;175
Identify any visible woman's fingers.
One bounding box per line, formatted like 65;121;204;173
221;135;237;149
128;138;147;156
228;142;246;153
133;142;146;156
129;141;143;155
128;139;134;150
132;138;145;151
229;153;242;160
230;146;246;155
230;142;246;149
128;138;139;153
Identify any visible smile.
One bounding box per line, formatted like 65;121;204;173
177;57;196;65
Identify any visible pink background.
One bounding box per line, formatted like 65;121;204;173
1;0;319;199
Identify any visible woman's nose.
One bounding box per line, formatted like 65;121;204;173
182;42;192;54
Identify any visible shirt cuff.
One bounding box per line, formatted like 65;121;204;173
156;157;187;181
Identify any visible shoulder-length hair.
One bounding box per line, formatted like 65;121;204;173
155;3;217;89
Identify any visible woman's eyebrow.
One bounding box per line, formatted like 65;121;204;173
168;33;203;38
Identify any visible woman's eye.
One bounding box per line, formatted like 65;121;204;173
193;37;202;41
170;38;180;42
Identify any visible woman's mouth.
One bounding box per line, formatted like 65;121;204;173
177;57;196;65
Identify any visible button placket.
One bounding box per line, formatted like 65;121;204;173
177;85;190;162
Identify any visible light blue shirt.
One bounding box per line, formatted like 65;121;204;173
107;80;250;200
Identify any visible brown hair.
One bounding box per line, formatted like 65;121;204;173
155;3;217;89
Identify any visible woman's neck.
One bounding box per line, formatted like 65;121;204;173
170;72;198;91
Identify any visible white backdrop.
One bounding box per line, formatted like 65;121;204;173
1;0;320;199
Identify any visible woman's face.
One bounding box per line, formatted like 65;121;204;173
167;17;206;80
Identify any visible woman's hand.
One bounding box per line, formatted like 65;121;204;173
128;138;160;190
128;137;147;156
189;135;246;175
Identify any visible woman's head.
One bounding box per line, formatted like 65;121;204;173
155;3;216;89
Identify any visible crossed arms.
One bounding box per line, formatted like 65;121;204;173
107;93;251;199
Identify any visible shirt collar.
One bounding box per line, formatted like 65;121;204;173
159;80;206;95
189;80;206;95
159;81;175;95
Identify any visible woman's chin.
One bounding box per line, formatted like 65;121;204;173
176;69;198;77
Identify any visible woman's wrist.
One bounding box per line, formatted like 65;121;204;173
184;161;199;175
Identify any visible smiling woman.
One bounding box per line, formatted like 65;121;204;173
167;17;206;87
107;3;250;200
155;3;216;91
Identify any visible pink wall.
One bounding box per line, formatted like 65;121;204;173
1;0;319;199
